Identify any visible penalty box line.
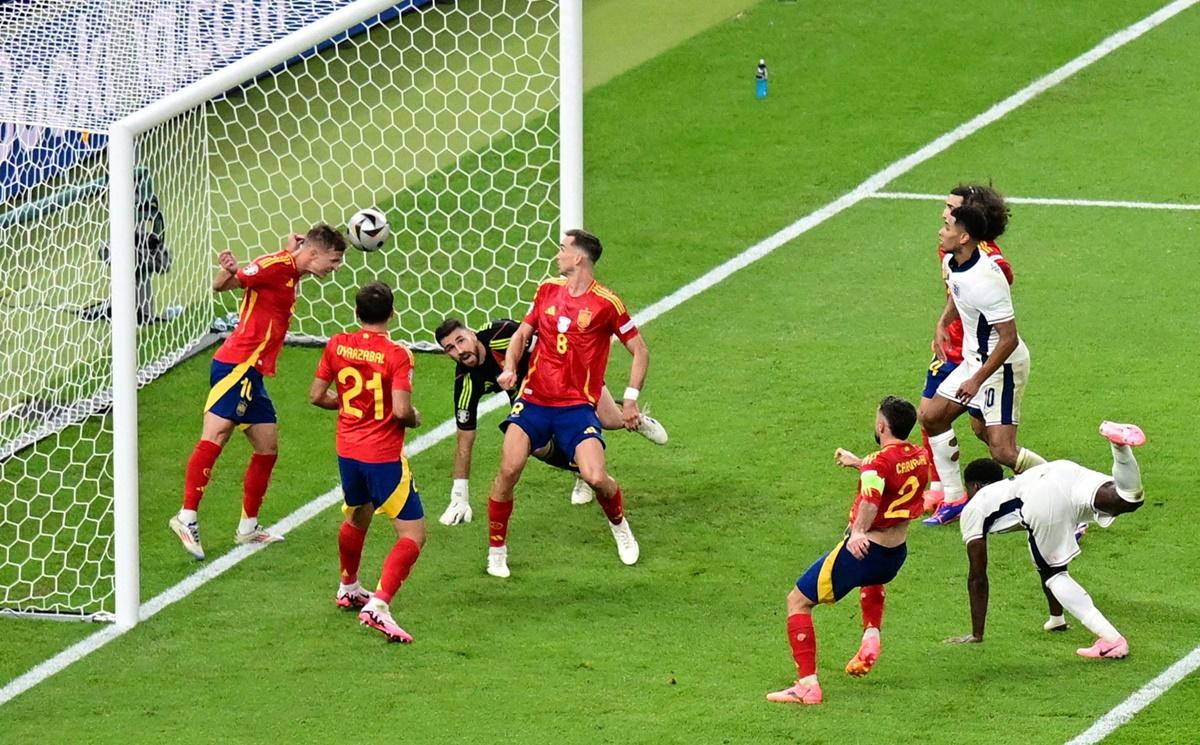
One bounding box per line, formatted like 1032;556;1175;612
3;0;1197;728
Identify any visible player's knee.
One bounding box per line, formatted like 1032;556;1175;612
917;406;947;433
577;463;608;488
787;587;814;614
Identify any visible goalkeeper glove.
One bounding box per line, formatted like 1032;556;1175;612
439;478;473;526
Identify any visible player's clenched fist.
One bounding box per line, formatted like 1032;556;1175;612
496;369;517;390
218;250;239;274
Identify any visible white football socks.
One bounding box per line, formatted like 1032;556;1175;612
928;430;964;503
1014;447;1047;473
179;509;198;524
1110;443;1144;501
1045;572;1121;642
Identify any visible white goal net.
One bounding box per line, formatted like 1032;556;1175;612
0;0;569;621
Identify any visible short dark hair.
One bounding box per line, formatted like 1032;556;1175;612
355;281;393;324
949;204;989;242
565;228;603;263
964;458;1005;488
434;317;466;344
878;395;917;439
307;223;348;253
951;183;1009;241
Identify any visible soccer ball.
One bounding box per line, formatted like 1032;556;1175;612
347;208;390;251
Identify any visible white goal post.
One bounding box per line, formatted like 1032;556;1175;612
1;0;583;629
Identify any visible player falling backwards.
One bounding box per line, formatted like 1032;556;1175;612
309;282;424;643
947;422;1146;659
767;396;930;705
918;185;1014;522
434;317;667;524
170;225;346;560
485;229;648;578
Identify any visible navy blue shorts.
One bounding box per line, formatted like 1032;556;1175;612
338;455;424;521
205;360;276;425
921;356;983;419
500;400;604;463
796;537;908;604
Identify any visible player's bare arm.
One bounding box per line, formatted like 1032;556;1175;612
497;321;535;390
212;250;242;292
453;429;477;479
946;538;989;643
933;296;959;362
620;333;649;429
846;500;877;559
956;319;1018;404
392;388;421;428
834;448;862;468
307;377;339;410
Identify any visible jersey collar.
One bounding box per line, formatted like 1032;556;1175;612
948;247;982;273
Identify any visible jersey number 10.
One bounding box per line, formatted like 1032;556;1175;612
337;368;385;420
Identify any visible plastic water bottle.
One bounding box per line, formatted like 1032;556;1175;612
755;59;768;99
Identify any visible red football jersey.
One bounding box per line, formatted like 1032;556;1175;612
849;442;930;530
937;240;1013;364
213;250;301;377
519;279;639;408
316;330;414;463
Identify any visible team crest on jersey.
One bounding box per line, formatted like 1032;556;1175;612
242;264;260;276
557;316;570;333
577;308;593;329
952;282;961;296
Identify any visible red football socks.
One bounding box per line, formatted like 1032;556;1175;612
488;498;514;548
921;428;941;484
596;487;625;525
183;440;223;511
241;452;277;520
787;613;817;678
338;522;367;585
861;585;886;630
374;537;421;604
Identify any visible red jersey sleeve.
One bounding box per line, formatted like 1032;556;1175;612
981;241;1014;285
856;453;887;507
390;345;414;393
237;252;294;289
315;337;337;381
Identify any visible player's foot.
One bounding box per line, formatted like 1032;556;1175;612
234;524;284;546
922;499;967;526
487;546;511;578
168;515;205;560
923;488;945;513
358;601;413;644
609;518;640;565
335;584;372;609
766;679;823;705
571;477;595;505
1077;636;1128;659
1074;523;1088;542
845;635;881;677
635;411;668;445
1099;421;1146;447
1044;616;1069;632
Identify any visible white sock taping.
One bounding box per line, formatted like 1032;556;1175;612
928;430;964;502
1015;447;1047;473
1111;443;1143;500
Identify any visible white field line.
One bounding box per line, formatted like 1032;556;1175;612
1064;645;1200;744
873;191;1200;211
3;0;1197;723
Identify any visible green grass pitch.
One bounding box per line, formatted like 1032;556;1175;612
3;1;1200;743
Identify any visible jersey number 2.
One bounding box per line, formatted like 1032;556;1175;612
883;476;921;519
337;368;384;420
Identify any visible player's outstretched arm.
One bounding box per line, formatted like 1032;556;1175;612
213;250;242;292
308;377;339;410
497;322;535;390
834;448;862;468
619;333;649;430
440;429;476;526
946;538;990;643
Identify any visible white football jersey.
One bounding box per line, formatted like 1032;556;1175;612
944;247;1029;367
